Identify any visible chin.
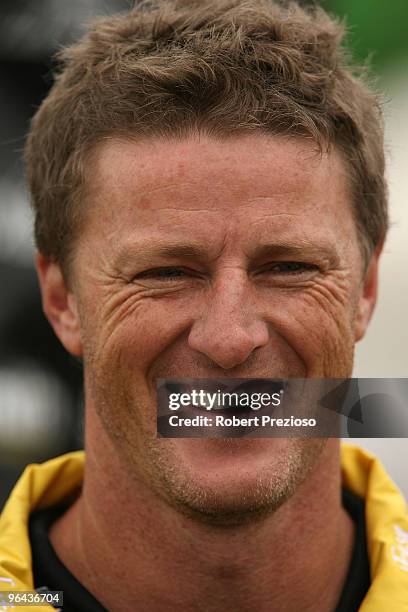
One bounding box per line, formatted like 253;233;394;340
147;437;326;526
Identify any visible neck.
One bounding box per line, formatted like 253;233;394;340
50;415;354;612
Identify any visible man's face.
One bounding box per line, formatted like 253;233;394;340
53;134;375;522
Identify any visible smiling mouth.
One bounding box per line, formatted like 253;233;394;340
165;379;285;415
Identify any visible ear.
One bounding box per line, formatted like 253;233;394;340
35;253;83;357
354;242;383;343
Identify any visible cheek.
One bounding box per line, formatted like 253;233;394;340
79;293;167;443
80;287;195;381
263;279;357;377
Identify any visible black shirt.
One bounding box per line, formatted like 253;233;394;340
29;487;370;612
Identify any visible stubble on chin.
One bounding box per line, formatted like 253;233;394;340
143;437;327;527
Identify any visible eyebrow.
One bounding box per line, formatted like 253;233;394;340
250;241;340;264
115;239;340;269
115;243;209;269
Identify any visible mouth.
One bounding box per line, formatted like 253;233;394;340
161;378;285;414
156;378;289;438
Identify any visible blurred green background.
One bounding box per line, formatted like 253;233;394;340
327;0;408;71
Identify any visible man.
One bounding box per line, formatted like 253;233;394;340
0;0;407;610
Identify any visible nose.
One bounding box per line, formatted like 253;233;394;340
187;271;269;370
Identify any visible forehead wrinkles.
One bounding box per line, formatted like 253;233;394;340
83;135;333;212
78;135;357;271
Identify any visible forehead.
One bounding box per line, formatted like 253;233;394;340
82;133;355;254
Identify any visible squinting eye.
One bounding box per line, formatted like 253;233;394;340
265;262;318;274
136;267;189;280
